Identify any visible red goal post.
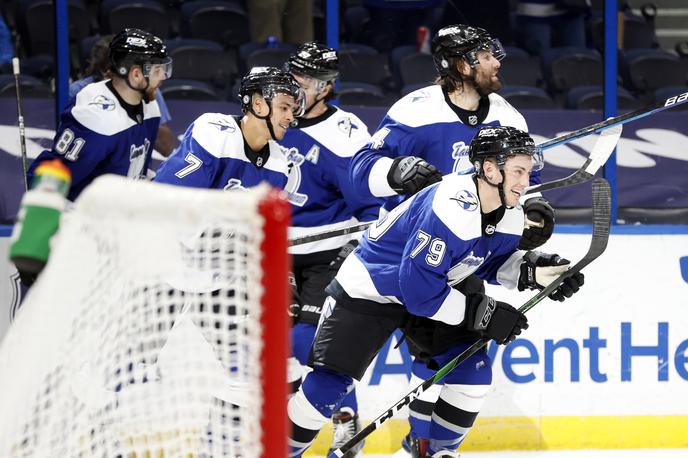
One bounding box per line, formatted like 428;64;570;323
0;176;290;458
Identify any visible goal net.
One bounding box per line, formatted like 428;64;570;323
0;176;289;458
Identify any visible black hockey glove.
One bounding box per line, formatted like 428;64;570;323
387;156;442;195
518;196;555;250
464;293;528;344
518;251;584;302
329;239;359;275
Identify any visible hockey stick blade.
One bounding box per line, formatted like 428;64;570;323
328;178;612;458
524;125;622;196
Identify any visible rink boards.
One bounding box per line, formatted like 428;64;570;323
2;229;687;453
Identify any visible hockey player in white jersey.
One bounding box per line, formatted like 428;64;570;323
281;42;383;457
350;24;554;250
27;28;171;201
154;67;304;190
287;126;584;458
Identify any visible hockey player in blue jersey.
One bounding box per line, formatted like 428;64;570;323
287;126;584;458
27;28;171;201
347;25;557;453
154;67;304;191
281;42;383;457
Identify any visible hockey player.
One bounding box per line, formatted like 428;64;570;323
27;28;171;201
287;126;585;458
281;42;383;457
350;24;554;250
154;67;304;190
348;25;556;453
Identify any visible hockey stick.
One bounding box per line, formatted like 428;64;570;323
288;222;372;247
538;90;688;151
13;57;29;191
328;178;612;458
524;124;622;196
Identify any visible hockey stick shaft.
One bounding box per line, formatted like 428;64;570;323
329;178;611;458
13;58;29;191
538;90;688;150
288;222;372;247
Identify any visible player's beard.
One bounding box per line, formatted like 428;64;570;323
474;69;502;96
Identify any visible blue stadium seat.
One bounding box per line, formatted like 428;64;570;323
339;50;395;91
161;79;218;100
499;86;557;110
21;0;91;56
167;39;237;90
101;0;170;38
180;1;249;48
499;46;543;88
338;82;390;107
246;48;293;73
542;47;603;93
621;49;687;96
566;86;640;111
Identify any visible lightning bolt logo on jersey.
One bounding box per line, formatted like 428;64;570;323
350;84;534;199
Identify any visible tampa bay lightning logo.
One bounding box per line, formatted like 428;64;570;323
208;118;236;132
337;117;359;137
409;89;429;103
451;190;478;211
89;95;116;111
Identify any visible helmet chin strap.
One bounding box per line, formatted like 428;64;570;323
250;101;278;141
483;170;510;208
124;72;150;99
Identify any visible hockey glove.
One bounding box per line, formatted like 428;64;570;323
464;293;528;344
518;251;585;301
518;196;555;250
387;156;442;195
329;239;359;275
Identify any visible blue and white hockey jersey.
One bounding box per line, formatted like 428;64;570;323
350;85;533;199
154;113;290;191
279;106;383;254
28;80;160;200
335;173;525;325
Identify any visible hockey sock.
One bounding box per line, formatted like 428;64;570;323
427;383;489;454
408;359;442;440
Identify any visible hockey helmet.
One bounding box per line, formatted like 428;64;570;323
432;24;505;74
286;42;339;82
239;66;305;116
109;28;172;79
469;126;544;174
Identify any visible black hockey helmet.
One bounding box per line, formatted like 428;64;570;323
239;66;305;116
286;42;339;82
109;28;171;79
469;126;544;175
432;24;505;75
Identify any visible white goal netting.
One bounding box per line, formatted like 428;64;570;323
0;176;289;458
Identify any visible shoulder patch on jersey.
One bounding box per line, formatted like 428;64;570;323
88;94;116;111
207;117;237;133
337;116;359;136
450;189;479;212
